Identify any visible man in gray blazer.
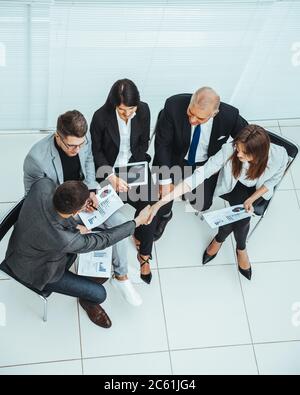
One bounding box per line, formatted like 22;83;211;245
24;110;98;196
3;178;151;328
23;110;142;307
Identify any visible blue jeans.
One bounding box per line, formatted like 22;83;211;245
44;255;106;305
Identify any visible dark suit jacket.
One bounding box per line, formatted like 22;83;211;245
153;94;248;174
4;178;135;290
90;101;151;181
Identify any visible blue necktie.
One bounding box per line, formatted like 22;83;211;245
187;124;201;165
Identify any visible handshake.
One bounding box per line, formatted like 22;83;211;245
134;201;163;227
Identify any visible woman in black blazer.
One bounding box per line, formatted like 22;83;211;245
90;79;156;285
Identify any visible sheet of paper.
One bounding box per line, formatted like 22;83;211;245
78;246;112;278
202;204;252;229
79;184;124;230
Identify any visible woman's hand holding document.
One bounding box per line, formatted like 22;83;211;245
202;205;253;229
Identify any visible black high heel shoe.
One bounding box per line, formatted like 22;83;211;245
202;239;223;265
138;254;152;284
236;249;252;281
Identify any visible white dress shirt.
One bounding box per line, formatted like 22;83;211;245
184;117;214;163
159;117;214;185
114;110;135;167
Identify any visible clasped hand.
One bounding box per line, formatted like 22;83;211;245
134;202;163;227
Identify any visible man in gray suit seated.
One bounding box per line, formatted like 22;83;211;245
23;110;142;307
3;178;151;328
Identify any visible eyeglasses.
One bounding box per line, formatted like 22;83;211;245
57;133;86;150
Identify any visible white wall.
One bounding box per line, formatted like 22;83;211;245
0;0;300;130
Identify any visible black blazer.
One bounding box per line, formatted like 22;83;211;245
90;101;151;181
153;94;248;170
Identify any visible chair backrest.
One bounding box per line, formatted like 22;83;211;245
267;130;299;159
150;108;163;144
253;131;299;217
0;199;25;242
0;198;51;297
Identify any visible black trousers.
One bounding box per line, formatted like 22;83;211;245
118;167;159;256
215;182;259;250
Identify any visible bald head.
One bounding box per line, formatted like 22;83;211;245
187;87;220;126
191;87;220;110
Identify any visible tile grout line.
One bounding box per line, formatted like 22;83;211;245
154;242;174;375
157;263;236;270
278;121;300;206
0;358;82;370
277;120;281;134
228;229;252;365
79;350;171;364
229;217;260;374
3;337;300;370
76;298;84;375
74;258;84;375
244;210;263;375
237;268;260;375
295;191;300;211
165;339;300;354
155;259;300;270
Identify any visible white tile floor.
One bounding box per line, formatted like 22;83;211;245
0;119;300;375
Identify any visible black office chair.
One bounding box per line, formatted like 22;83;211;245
150;109;163;145
0;199;52;322
247;130;299;239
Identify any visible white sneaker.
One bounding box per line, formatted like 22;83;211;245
111;277;143;306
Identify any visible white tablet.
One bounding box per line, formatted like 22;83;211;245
114;161;148;186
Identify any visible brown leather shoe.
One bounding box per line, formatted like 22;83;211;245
79;299;112;328
85;276;108;285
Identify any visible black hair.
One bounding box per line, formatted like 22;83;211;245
53;181;90;214
104;78;140;110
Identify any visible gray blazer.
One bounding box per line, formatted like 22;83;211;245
23;132;99;193
186;142;288;200
4;178;135;290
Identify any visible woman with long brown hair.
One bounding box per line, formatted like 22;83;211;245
149;125;288;280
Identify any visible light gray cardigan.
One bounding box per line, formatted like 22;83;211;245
185;142;288;200
23;132;99;193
